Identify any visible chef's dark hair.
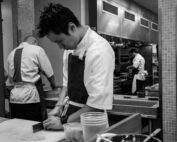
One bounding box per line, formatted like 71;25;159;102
37;3;81;37
129;48;139;53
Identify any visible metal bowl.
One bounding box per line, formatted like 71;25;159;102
96;133;161;142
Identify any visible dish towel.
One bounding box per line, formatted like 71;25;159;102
132;74;145;94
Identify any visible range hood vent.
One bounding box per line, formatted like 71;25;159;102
124;11;135;21
140;18;149;28
151;22;158;31
103;1;118;15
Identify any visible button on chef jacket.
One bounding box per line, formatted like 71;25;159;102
62;26;115;110
7;42;54;103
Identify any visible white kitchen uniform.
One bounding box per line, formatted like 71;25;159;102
132;53;148;94
62;26;115;110
7;42;54;103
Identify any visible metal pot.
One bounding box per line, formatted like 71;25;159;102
96;133;161;142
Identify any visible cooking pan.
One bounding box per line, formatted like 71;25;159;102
96;133;161;142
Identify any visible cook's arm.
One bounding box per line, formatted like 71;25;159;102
49;50;69;116
67;105;102;122
47;75;58;89
55;86;67;106
48;86;67;116
37;47;59;89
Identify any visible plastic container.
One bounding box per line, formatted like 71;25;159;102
63;122;83;141
80;112;109;141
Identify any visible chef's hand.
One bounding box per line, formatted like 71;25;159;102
43;116;63;130
48;105;63;116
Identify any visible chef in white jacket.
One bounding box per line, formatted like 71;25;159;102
7;35;58;121
37;3;115;130
127;48;148;94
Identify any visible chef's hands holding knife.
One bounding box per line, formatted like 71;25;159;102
44;105;64;130
43;116;63;130
44;87;68;130
44;104;65;130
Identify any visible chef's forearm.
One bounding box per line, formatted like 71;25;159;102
55;86;67;106
48;75;58;89
67;105;101;122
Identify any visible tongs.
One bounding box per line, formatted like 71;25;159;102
97;134;113;142
143;128;161;142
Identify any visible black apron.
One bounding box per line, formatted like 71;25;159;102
65;54;88;116
10;47;47;121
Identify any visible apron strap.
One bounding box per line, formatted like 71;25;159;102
13;48;23;82
35;79;47;121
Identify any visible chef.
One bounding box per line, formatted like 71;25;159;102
127;48;148;94
37;3;115;129
7;35;58;121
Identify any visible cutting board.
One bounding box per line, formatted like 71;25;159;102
0;118;65;142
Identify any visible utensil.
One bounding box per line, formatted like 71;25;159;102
97;134;113;142
143;128;161;142
32;122;44;133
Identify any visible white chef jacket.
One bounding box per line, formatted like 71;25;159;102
132;53;145;74
7;42;54;103
62;26;115;110
132;53;147;93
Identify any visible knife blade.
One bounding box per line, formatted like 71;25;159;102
32;122;44;133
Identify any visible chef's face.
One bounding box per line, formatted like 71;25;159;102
47;32;77;50
47;23;79;50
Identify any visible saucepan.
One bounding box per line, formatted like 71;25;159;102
96;129;161;142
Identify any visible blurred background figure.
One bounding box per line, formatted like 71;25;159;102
7;35;58;121
127;48;148;95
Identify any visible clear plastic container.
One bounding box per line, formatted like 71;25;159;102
80;112;109;141
63;122;83;141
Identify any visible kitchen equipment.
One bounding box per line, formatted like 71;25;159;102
112;96;159;118
32;122;44;133
96;133;161;142
63;122;83;142
97;134;113;142
80;112;108;141
143;128;161;142
0;118;65;142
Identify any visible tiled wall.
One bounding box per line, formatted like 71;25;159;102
159;0;177;141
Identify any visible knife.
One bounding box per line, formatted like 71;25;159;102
32;122;44;133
